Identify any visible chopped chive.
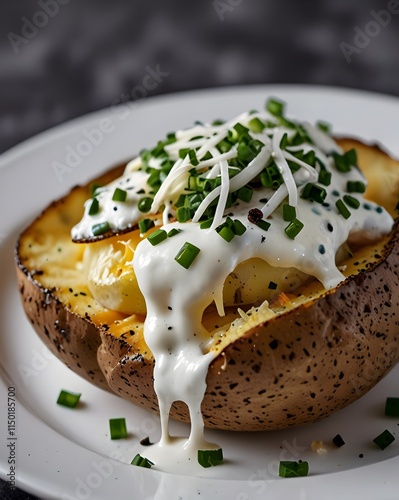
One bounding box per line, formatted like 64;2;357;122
166;131;177;143
138;218;154;234
344;148;357;166
57;390;81;408
109;418;128;440
260;169;273;188
385;397;399;417
347;180;366;193
138;197;153;213
167;228;182;238
131;454;154;468
90;185;102;199
201;151;213;161
177;206;192;223
147;229;167;246
256;219;271;232
236;186;253;203
248;117;265;133
266;97;285;116
237;141;257;163
332;434;345;448
318;170;332;186
199;218;213;229
217;139;233;153
280;133;288;149
112;188;127;202
233;122;250;139
88;198;100;216
373;429;395;450
336;199;351;219
90;183;102;198
279;461;309;478
343;194;360;209
233;219;246;236
268;281;277;290
301;183;327;204
283;204;296;221
332;152;351;173
316;121;331;134
189;149;199;166
285;218;304;239
179;147;190;159
217;225;235;242
198;449;224;468
174;242;201;269
212;119;225;126
92;222;110;236
303;150;316;167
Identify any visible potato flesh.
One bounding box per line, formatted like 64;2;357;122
83;230;312;316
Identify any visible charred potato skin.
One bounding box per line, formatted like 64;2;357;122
98;221;399;430
15;141;399;430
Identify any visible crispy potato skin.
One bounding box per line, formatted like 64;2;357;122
15;141;399;430
15;262;110;390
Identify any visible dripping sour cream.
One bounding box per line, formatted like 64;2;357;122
72;99;394;470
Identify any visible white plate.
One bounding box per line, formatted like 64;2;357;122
0;85;398;500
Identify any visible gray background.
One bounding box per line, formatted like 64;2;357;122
1;0;398;498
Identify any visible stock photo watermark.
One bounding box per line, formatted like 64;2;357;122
213;0;245;21
5;386;17;491
340;1;399;63
7;0;72;54
51;64;170;183
17;345;57;386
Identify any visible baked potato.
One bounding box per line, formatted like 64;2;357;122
15;107;399;432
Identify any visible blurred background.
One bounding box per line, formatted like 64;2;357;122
0;0;398;498
1;0;399;155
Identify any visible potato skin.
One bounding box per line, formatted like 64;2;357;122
15;165;126;392
15;142;399;430
15;254;111;391
98;221;399;430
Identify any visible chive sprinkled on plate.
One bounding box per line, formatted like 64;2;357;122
57;390;81;408
109;418;128;440
197;448;223;468
131;454;154;468
279;460;309;478
373;429;395;450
